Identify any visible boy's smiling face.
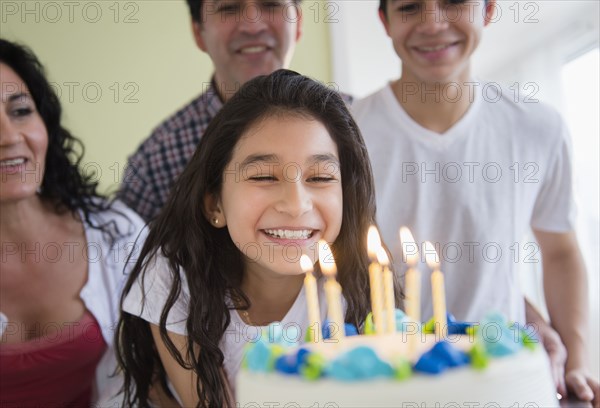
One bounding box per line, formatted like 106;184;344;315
211;114;343;277
381;0;495;84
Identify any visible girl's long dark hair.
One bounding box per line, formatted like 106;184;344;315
116;69;403;407
0;39;122;240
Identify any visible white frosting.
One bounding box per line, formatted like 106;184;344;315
236;333;559;407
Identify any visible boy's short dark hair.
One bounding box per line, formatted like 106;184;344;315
186;0;302;23
379;0;488;19
378;0;386;16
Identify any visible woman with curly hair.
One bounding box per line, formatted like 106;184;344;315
0;39;145;406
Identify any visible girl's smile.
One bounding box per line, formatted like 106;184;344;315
212;114;343;276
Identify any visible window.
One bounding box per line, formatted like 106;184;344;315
561;47;600;312
562;47;600;378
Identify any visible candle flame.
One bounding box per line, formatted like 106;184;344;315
423;241;440;270
367;225;382;259
376;247;389;266
399;226;419;266
318;240;337;277
300;254;314;274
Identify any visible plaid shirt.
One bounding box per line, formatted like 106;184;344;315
118;81;353;221
117;82;223;221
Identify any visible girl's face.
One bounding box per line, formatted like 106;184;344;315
215;114;343;277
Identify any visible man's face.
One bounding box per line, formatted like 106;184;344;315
193;0;302;99
380;0;495;84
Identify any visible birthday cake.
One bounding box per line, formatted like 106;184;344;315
236;313;559;407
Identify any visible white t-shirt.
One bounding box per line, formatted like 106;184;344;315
122;254;330;394
352;82;575;324
79;199;147;405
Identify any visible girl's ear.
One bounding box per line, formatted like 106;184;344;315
204;193;227;228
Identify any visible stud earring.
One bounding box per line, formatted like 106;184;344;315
212;217;219;225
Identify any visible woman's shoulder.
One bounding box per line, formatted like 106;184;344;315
83;198;147;239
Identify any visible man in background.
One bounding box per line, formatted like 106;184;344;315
118;0;302;221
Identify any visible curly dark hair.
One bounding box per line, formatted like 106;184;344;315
116;69;403;407
186;0;302;22
0;39;123;240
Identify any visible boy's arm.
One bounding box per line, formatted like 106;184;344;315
524;298;567;396
534;230;599;406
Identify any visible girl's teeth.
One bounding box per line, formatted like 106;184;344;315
264;229;313;239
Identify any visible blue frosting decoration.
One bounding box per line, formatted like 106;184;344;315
326;346;395;381
446;313;473;335
245;340;273;372
479;313;522;357
265;322;301;347
344;323;359;336
422;313;473;335
322;319;359;339
274;348;311;375
414;341;470;375
394;309;421;333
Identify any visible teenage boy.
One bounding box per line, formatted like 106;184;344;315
353;0;598;403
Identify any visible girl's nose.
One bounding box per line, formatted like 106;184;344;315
274;179;313;218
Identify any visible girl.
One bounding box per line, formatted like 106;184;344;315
116;69;402;407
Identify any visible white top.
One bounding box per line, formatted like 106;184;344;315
80;199;147;404
122;254;330;394
352;82;575;324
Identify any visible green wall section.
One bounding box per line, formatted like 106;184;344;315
1;0;332;193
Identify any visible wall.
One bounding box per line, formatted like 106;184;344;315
0;0;332;193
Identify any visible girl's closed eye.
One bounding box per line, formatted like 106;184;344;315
247;173;277;182
307;175;337;183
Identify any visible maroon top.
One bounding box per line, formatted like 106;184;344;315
0;311;107;407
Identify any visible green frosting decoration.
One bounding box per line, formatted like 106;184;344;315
465;325;478;337
300;353;327;380
469;343;489;370
364;312;375;335
392;357;412;380
305;326;314;343
422;317;435;334
520;329;537;351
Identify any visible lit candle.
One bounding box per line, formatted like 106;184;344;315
300;254;321;343
377;247;395;334
367;226;385;335
424;241;447;340
318;240;345;342
400;227;421;325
